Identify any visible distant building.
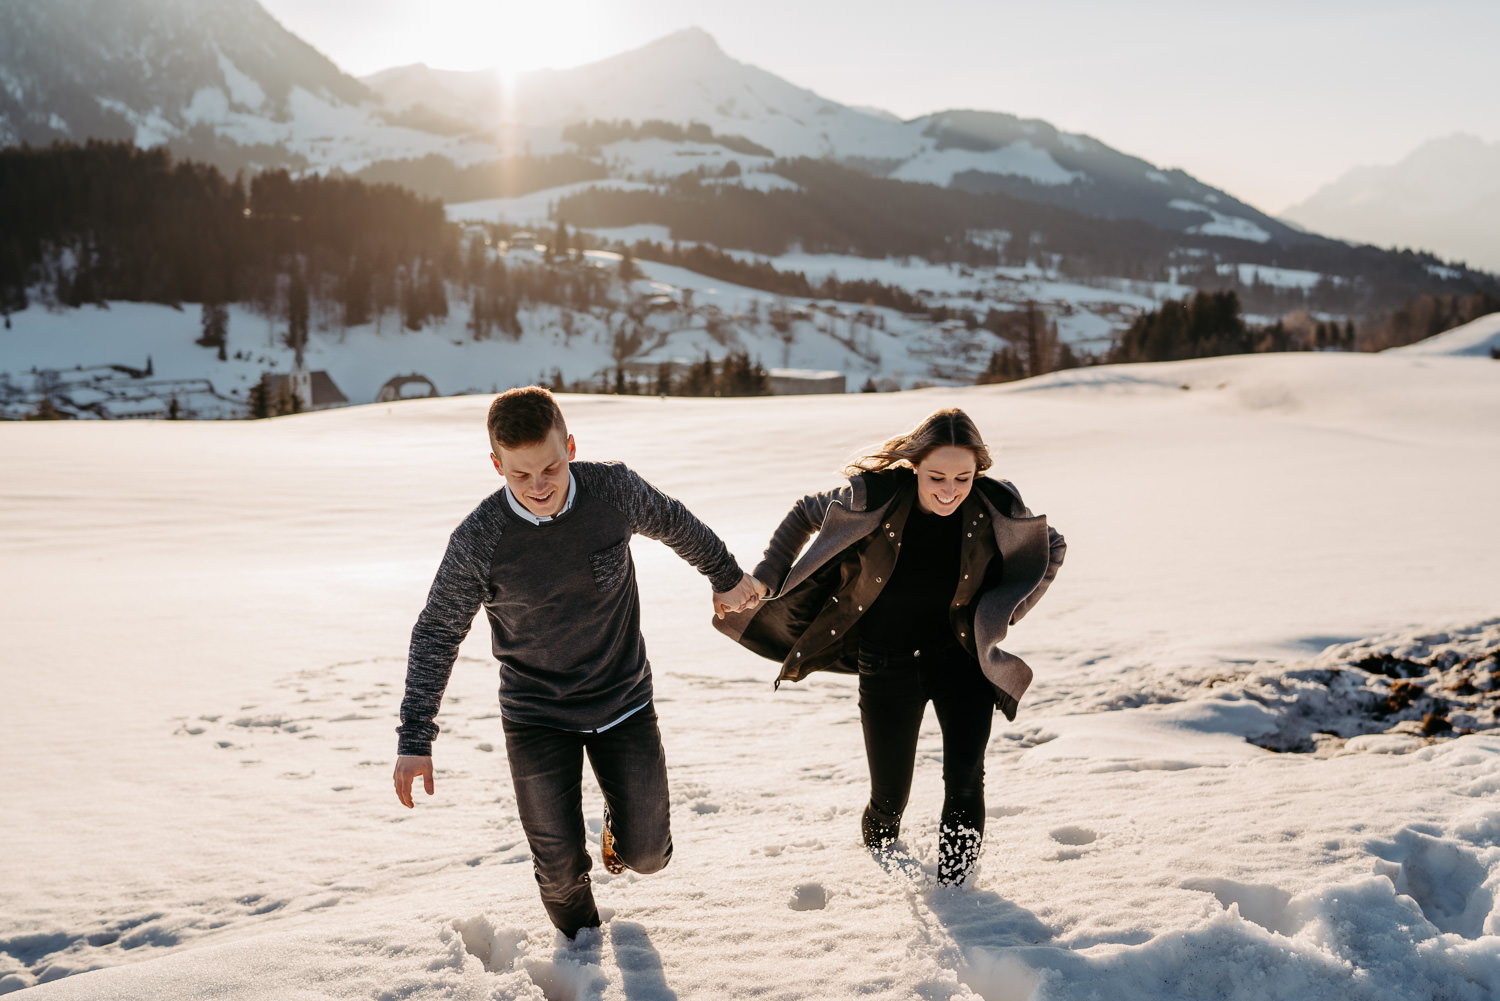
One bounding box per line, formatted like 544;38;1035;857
262;367;348;411
768;369;845;395
376;374;441;403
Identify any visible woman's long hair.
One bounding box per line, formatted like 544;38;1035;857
845;408;993;476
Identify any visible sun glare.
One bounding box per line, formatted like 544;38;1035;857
429;0;624;75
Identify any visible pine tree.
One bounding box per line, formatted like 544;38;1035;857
248;380;270;419
198;301;229;353
287;270;309;361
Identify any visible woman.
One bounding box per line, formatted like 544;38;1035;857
714;408;1065;885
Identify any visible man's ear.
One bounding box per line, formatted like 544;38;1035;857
490;452;502;475
565;434;576;460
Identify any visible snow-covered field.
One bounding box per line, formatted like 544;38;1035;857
3;351;1499;999
1391;311;1500;357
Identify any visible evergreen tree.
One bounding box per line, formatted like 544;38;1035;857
247;380;270;419
286;270;309;361
198;301;229;356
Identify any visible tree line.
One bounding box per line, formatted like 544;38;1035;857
0;141;456;327
561;119;773;158
552;159;1500;320
620;239;925;313
0;142;623;338
543;350;772;398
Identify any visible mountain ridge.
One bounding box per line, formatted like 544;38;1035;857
1281;133;1500;271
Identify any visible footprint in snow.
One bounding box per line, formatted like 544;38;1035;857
1050;825;1098;846
789;883;828;911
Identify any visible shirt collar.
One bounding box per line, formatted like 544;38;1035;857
503;468;577;525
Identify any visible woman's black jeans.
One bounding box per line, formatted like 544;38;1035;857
502;706;673;936
857;645;994;883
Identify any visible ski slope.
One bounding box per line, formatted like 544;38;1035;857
2;351;1499;999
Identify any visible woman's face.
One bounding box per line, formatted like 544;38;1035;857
913;446;977;515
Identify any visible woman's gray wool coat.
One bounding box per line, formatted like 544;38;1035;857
713;468;1066;721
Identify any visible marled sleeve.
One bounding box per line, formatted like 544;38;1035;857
396;514;494;756
594;464;744;593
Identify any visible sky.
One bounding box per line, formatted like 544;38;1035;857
264;0;1500;216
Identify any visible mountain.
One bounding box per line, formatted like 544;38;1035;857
1281;134;1500;272
0;0;490;173
363;28;1307;245
0;2;1321;249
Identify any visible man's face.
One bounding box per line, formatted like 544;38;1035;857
491;428;575;518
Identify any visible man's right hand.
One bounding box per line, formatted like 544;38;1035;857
393;755;435;809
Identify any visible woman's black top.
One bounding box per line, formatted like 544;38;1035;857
858;500;963;656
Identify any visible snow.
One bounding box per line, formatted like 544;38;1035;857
215;50;266;111
710;169;801;193
445;180;654;227
3;351;1500;998
182;86;231;126
1168;200;1273;244
1217;263;1325;290
1387;310;1500;357
891;142;1084;188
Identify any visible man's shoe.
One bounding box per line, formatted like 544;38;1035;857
600;810;627;875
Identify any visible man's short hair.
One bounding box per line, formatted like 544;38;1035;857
488;386;568;449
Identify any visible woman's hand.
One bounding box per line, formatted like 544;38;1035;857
714;573;768;619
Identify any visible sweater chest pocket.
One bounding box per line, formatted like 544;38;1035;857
588;538;632;592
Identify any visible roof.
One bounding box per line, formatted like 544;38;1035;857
309;371;348;406
768;368;844;380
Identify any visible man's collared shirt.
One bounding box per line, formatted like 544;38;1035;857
502;469;577;524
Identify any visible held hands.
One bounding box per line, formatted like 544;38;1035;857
393;755;435;808
714;573;770;620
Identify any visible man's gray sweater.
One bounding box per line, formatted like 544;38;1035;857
396;460;744;756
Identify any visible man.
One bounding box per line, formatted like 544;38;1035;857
393;386;760;938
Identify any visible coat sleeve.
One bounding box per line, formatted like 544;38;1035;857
751;486;844;596
1010;522;1066;625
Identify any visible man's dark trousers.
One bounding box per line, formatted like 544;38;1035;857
502;706;673;936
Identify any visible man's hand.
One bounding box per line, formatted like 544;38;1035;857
714;573;769;620
393;755;435;809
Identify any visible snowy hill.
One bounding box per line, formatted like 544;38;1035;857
1281;134;1500;273
0;0;496;173
0;247;1187;418
3;352;1499;998
1387;309;1500;357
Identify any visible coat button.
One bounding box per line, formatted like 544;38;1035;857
830;629;837;635
888;531;895;537
960;631;966;638
884;523;891;529
858;605;864;611
796;651;802;658
875;577;882;583
964;574;969;580
966;533;972;538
